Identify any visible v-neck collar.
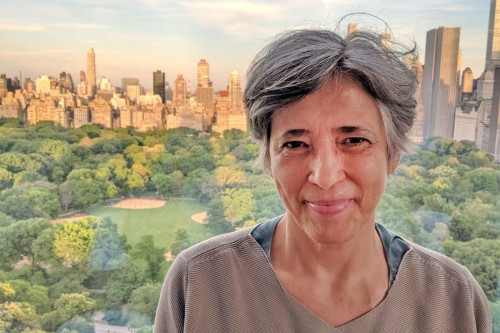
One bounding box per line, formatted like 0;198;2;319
249;216;411;330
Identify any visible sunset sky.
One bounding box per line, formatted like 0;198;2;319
0;0;492;90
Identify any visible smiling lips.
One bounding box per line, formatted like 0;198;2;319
306;199;352;215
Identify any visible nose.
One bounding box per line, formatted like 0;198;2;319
308;143;345;190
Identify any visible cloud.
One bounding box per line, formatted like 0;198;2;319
0;49;74;57
175;1;291;38
49;23;107;29
0;20;106;32
0;23;45;32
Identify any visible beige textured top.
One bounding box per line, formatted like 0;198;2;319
154;224;491;332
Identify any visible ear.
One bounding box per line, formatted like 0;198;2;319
387;154;400;175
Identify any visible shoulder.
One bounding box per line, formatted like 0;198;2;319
405;242;475;282
400;241;488;306
172;226;258;269
391;242;491;331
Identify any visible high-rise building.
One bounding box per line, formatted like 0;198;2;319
153;70;166;103
379;31;392;50
126;84;142;103
476;0;500;161
122;78;140;93
59;71;74;93
454;107;478;142
165;82;173;101
486;0;500;70
228;71;242;111
422;26;461;139
196;59;214;113
35;75;55;95
174;74;187;108
347;23;358;35
0;74;7;98
197;59;209;86
461;67;474;95
79;71;86;83
403;56;425;143
87;48;96;94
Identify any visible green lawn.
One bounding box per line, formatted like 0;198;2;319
87;198;214;252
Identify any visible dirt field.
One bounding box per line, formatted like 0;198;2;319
110;198;166;209
51;198;167;223
191;211;208;224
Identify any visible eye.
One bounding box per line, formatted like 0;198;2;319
339;137;370;150
341;137;368;145
282;141;309;149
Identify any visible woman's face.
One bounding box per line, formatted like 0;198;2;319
269;78;398;245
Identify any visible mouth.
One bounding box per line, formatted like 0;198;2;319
305;199;352;215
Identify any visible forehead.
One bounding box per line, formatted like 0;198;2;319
270;78;384;137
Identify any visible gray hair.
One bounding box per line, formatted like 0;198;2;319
243;28;418;170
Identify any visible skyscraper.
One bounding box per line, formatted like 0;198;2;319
404;56;425;143
86;48;96;94
486;0;500;70
153;70;166;103
347;23;358;35
228;71;242;111
196;59;214;112
422;26;461;139
461;67;473;95
122;78;140;93
475;0;500;161
174;74;187;108
197;59;209;87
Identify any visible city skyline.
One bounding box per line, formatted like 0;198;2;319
0;0;492;90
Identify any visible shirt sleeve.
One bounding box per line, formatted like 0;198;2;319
467;271;493;333
154;253;188;333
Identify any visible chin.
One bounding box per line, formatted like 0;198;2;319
303;217;359;245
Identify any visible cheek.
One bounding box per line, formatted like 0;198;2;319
352;159;388;205
271;157;307;193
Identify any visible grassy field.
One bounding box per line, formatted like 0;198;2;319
87;198;214;251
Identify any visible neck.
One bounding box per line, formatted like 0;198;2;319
272;214;387;282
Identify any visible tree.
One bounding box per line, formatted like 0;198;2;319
221;188;255;224
0;166;12;190
206;195;234;234
462;167;500;195
131;235;165;282
213;166;246;189
253;189;285;223
105;262;147;308
88;218;127;271
57;316;95;333
151;174;174;198
127;283;162;320
170;228;191;256
376;193;426;245
171;170;184;196
53;219;96;267
0;280;50;315
0;212;15;228
0;302;41;331
449;197;500;241
183;168;210;200
0;218;53;271
0;187;61;220
444;238;500;302
41;292;96;332
59;178;103;209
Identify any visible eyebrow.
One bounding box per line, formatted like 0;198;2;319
277;126;372;139
338;126;372;134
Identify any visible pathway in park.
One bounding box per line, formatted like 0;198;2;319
93;312;136;333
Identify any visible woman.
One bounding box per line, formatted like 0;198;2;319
154;28;491;332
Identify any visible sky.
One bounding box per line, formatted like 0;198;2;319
0;0;492;90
